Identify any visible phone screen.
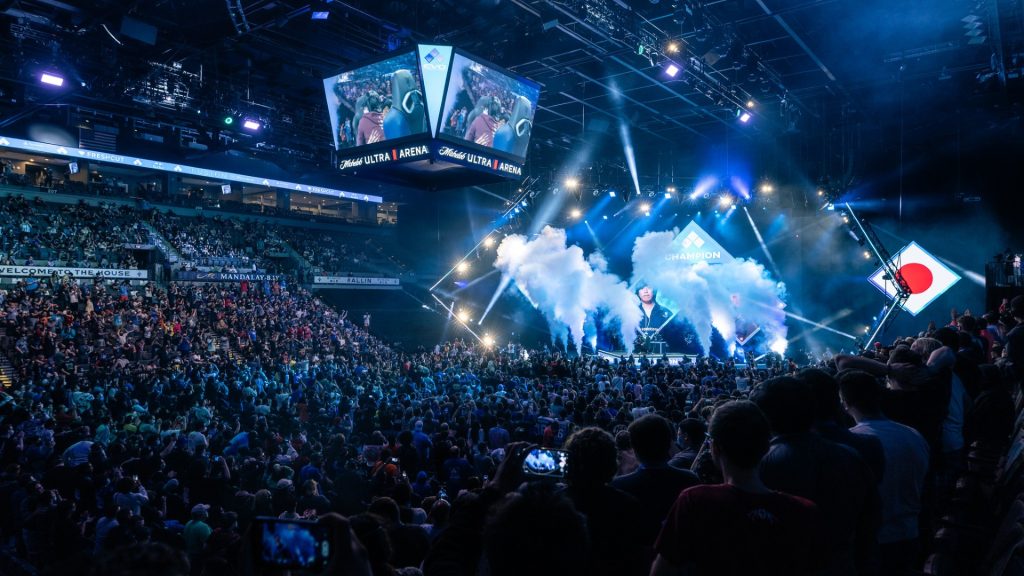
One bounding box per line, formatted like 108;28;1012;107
256;518;332;570
522;448;569;478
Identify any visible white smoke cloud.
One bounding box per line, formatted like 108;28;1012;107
630;227;788;353
493;224;787;355
494;226;642;353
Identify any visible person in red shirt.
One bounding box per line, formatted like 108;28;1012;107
651;400;825;576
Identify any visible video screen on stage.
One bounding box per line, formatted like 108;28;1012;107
438;52;540;160
323;52;429;150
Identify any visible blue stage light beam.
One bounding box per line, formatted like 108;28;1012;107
742;206;782;279
785;308;855;345
730;176;751;200
754;301;858;340
478;274;513;325
584;220;604;252
619;121;642;200
431;293;484;345
690;176;718;200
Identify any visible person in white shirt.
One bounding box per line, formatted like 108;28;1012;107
839;370;930;574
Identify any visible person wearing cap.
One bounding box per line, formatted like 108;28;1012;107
183;503;212;559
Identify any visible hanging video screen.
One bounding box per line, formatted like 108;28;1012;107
438;52;541;160
323;52;429;150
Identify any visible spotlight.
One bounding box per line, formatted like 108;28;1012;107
719;195;733;208
223;116;234;125
738;111;751;123
817;189;824;196
570;208;582;219
664;192;673;199
644;210;651;217
456;261;470;274
483;237;495;248
842;215;850;224
666;41;680;54
640;202;651;212
242;119;262;131
311;10;329;19
608;190;616;198
40;72;65;87
483;334;495;347
564;177;579;189
759;183;773;193
664;63;680;77
602;215;608;220
746;100;755;108
863;251;871;259
457;310;470;323
666;185;677;193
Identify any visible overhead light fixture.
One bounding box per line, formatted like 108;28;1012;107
746;100;755;108
483;237;495;248
666;41;680;54
759;183;774;193
311;11;329;19
242;119;262;131
564;177;579;189
666;185;677;193
640;202;651;212
40;73;65;87
738;111;751;123
608;190;616;198
664;192;673;199
570;208;582;219
664;63;680;78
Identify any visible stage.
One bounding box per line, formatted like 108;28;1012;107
596;349;699;366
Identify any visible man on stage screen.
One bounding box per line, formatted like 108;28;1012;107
636;283;673;354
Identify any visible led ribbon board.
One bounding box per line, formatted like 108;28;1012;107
0;135;381;203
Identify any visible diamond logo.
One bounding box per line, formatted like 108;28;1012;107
681;231;705;249
668;220;734;264
424;48;440;63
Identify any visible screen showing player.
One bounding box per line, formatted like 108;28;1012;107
438;53;540;160
323;52;429;150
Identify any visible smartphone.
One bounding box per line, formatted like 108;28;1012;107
522;448;570;479
254;517;333;570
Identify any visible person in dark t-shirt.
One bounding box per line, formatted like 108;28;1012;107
652;400;824;576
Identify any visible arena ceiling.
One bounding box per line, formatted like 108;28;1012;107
0;0;1019;186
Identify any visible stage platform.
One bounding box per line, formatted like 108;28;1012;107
596;350;699;366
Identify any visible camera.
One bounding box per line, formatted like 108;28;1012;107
253;517;333;570
522;448;569;479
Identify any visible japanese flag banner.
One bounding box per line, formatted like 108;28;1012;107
868;241;960;316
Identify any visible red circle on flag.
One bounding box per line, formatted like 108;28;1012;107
898;263;933;294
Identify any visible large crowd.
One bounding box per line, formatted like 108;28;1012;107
0;247;1020;576
0;196;146;270
288;229;413;280
150;213;288;273
0;193;1021;576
